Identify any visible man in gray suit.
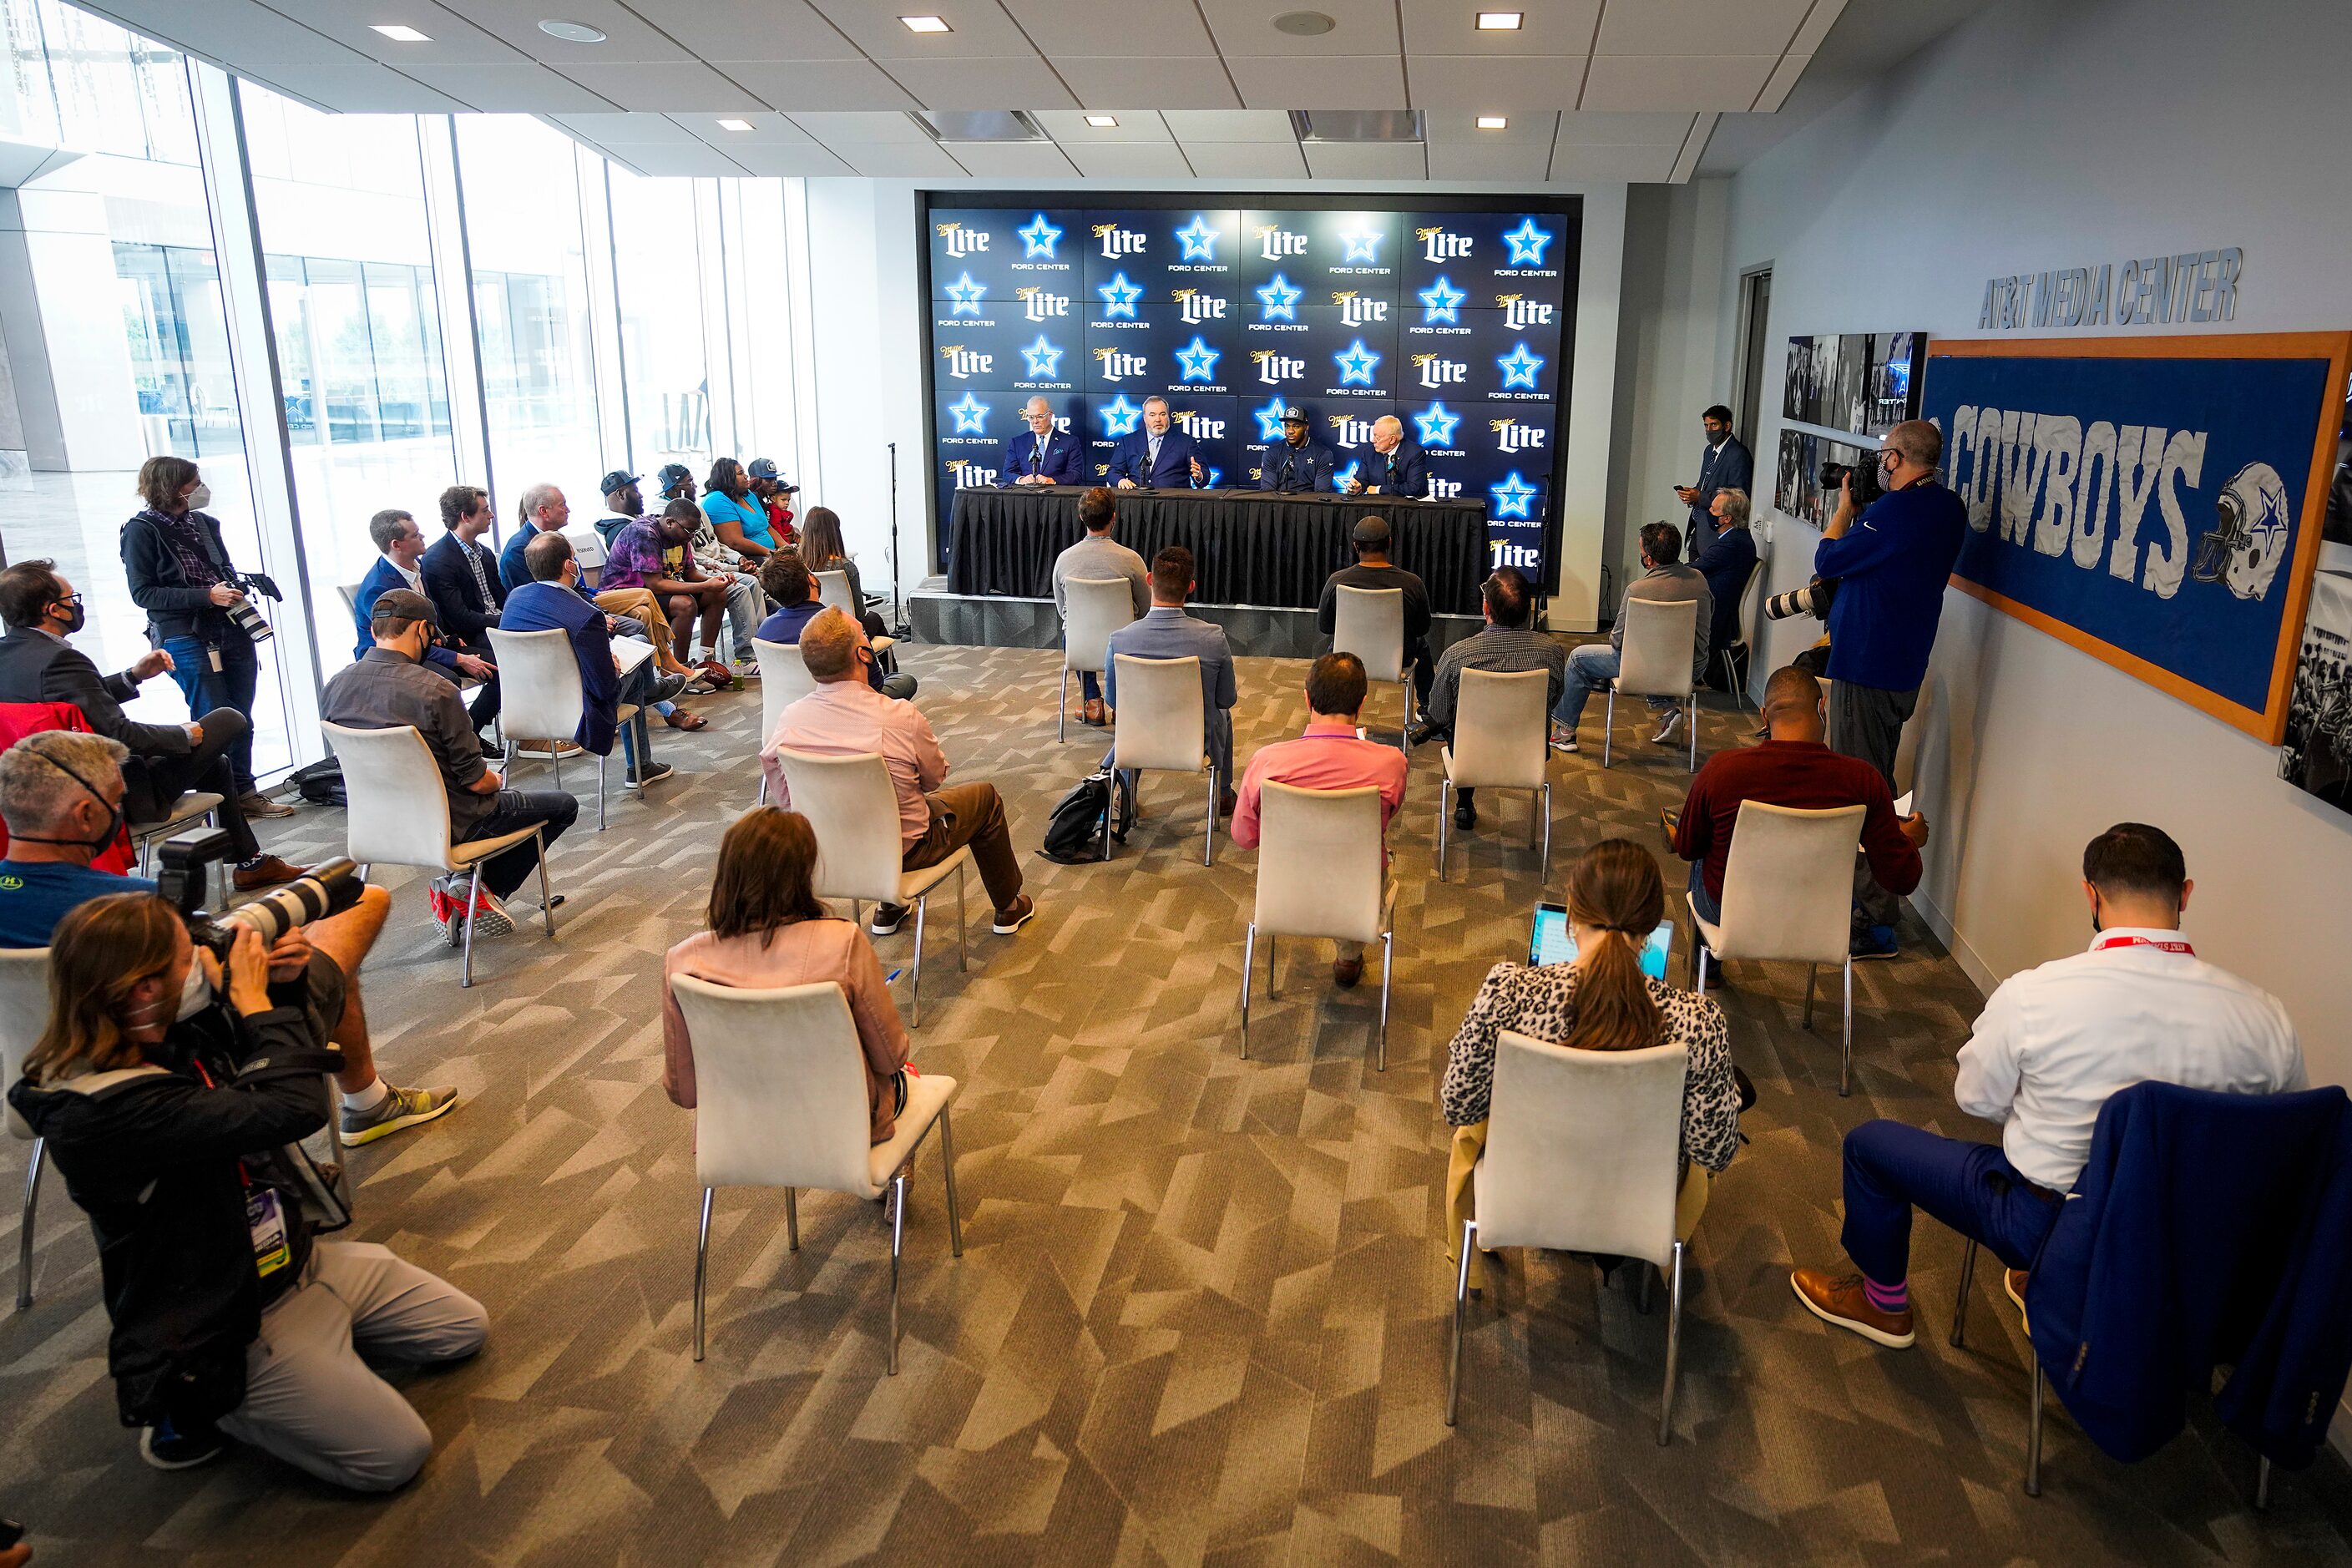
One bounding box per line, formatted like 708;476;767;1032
1102;545;1237;813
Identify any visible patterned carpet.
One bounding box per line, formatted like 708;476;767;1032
4;640;2350;1566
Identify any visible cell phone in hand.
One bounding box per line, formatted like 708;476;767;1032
0;1517;24;1550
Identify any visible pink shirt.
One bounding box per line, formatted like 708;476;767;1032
1231;721;1409;850
762;678;948;849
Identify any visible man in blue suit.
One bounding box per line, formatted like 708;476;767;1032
498;531;683;787
1258;406;1335;493
1345;416;1429;499
1677;403;1754;559
1000;397;1085;486
1107;395;1204;489
352;508;493;687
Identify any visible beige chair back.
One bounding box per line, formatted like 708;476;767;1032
1449;667;1550;790
756;639;817;741
773;747;906;906
1714;801;1864;964
336;584;361;615
816;569;858;619
322;721;457;871
1252;781;1385;944
1063;577;1136;676
1112;655;1206;774
670;976;880;1195
0;947;48;1140
562;523;609;569
1333;584;1406;682
1735;556;1768;649
1616;595;1698;699
486;626;587;748
1478;1030;1688;1266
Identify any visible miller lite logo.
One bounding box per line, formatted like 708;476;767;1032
936;221;989;258
1328;414;1376;449
947;458;992;488
1433;478;1465;499
1093;223;1146;257
1417;225;1473;261
1257;225;1308;260
1093;347;1150;381
1414;353;1467;389
1493;417;1545;453
1174;411;1224;440
1173;288;1227;323
1017;286;1070;320
1490;537;1540;568
1333;291;1388;326
1254;351;1304;384
1500;295;1554;328
939;346;992;379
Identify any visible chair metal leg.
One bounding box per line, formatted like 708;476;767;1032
1058;665;1068;742
1697;944;1712;994
2026;1361;2045;1495
1376;929;1393;1072
16;1136;43;1311
1202;766;1217;866
1435;777;1450;881
910;893;928;1029
1839;957;1855;1097
1268;935;1278;998
887;1171;908;1376
2256;1455;2274;1511
756;774;768;806
1603;687;1616;768
1099;781;1113;862
550;748;563;793
1950;1236;1980;1348
785;1186;799;1251
1687;695;1699;771
595;750;609;832
460;862;483;987
1659;1240;1686;1445
1445;1217;1475;1427
938;1105;964;1257
1803;963;1818;1030
1397;678;1410;756
957;863;969;972
692;1186;713;1362
1238;922;1256;1059
534;827;555;936
1539;782;1552;881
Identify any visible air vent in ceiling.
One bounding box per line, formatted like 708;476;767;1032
1290;109;1424;144
913;110;1050;143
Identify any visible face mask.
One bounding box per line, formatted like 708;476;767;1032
174;958;211;1021
52;598;85;635
186;483;212;510
13;756;124;855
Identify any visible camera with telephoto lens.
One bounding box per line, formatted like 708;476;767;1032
1818;455;1884;508
1764;576;1840;622
155;826;365;959
220;571;281;645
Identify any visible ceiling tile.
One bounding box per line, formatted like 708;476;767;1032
1196;0;1400;58
550;110;709;144
1596;0;1814;57
88;0;360;66
1753;52;1808;113
882;56;1080;109
1545;143;1678;181
940;141;1080;177
448;0;694;63
1578;55;1777;112
802;0;1037;61
1399;0;1603;57
240;61;473;113
1029;109;1176;144
781;111;936;143
1062;141;1196;178
1160;109;1295;140
1302;140;1427;180
603;141;752;176
1423;109;1557;145
667;111;814;146
615;0;864;62
1426;139;1554;180
553;59;770;112
722;143;858;176
1793;0;1852;53
1224;55;1406;109
828;140;971;176
1552;109;1697;145
999;0;1217;57
751;61;924;113
1049;57;1244;110
1406;55;1594;110
403;62;615;112
1176;140;1308;179
253;0;529;68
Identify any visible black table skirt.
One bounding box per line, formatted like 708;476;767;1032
946;488;1490;615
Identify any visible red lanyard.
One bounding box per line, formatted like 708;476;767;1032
2096;934;2194;955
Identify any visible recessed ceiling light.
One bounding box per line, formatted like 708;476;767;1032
537;18;607;43
372;23;431;42
900;14;951;31
1476;11;1523;28
717;118;755;132
1476;114;1507;129
1272;10;1336;36
1084;114;1117;128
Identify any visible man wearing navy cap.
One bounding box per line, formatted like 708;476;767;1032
594;468;645;547
1258;406;1334;493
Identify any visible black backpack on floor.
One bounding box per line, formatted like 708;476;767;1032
1039;768;1134;863
288;756;345;807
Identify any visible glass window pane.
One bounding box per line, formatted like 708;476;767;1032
609;164;713;480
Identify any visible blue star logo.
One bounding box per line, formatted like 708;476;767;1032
1339;229;1383;265
948;392;989;434
1496;342;1544;391
1333;460;1361;490
1490;471;1538;520
1204;467;1222;488
1252;397;1290;441
943;272;987;316
1414;402;1461;448
1256;272;1302;321
1017;213;1062;258
1099;395;1143;438
1174;215;1219;261
1502;218;1553;266
1019;335;1064;378
1173;336;1220;383
1419;276;1466;324
1333;339;1381;387
1096;271;1142;318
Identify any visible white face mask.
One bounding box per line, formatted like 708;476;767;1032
186;483;212;510
175;957;211;1020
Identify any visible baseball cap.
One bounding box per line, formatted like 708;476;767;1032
599;469;640;495
369;588;436;628
1351;515;1392;547
1281;405;1308;423
656;462;694;489
746;458;800;493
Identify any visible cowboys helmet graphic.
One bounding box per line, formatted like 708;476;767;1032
2192;461;2293;602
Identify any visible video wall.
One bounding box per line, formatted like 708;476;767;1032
920;196;1581;585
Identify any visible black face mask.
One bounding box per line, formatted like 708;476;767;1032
51;596;85;635
13;756;124;855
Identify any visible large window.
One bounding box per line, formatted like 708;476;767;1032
609;164;713;481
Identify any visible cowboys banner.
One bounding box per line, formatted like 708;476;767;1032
1919;333;2352;741
926;200;1578;581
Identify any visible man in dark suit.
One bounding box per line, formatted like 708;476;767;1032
353;508;497;687
420;483;507;732
499;533;681;787
1347;415;1429;498
0;559;303;888
1677;403;1754;559
1000;397;1085;486
1259;406;1335;493
1107;395;1204;489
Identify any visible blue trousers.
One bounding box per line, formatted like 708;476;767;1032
164;630;260;793
1687;856;1719;924
1840;1119;2063;1287
1552;642;1672;729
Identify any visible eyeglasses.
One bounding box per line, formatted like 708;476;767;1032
52;593;83;609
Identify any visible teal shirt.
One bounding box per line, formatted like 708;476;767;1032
700;490;774;553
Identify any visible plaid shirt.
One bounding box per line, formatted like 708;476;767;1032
599;518;668;592
1426;625;1565;731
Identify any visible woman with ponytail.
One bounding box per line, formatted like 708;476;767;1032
1439;839;1740;1288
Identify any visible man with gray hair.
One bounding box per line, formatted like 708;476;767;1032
0;730;456;1145
1345;415;1429;498
1693;486;1760;683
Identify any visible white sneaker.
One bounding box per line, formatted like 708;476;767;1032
460;888;514;939
1549;722;1580;755
1651;710;1685;745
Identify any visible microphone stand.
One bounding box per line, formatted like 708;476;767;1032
886;440;912;640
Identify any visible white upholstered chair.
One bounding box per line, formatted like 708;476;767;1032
1058;576;1137;741
1437;667;1553;882
671;975;964;1375
1447;1030;1692;1444
1719;557;1768;707
2;947;48;1310
751;638;817;804
1331;584;1414;751
1109;653;1219;866
487;625;650;830
1237;781;1397;1070
817;569;895;656
1606;595;1700;771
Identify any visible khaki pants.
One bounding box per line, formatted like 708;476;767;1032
904;781;1024;913
1443;1120;1712;1292
594;587;671;653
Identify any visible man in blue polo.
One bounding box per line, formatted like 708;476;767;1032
1000;397;1085;486
1107;396;1203;489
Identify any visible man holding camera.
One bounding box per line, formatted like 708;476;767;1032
1815;418;1968;959
0;730;454;1146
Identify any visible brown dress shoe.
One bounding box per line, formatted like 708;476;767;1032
1218;787;1237;818
1332;953;1363;988
1789;1267;1916;1348
1082;698;1106;726
233;854;310;892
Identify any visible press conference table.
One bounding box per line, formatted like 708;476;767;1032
945;486;1491;614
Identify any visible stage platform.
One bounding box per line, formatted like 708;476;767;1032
903;578;1482;660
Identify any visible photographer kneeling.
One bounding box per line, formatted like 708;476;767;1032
7;893;487;1489
0;731;456;1146
1813;419;1967;960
